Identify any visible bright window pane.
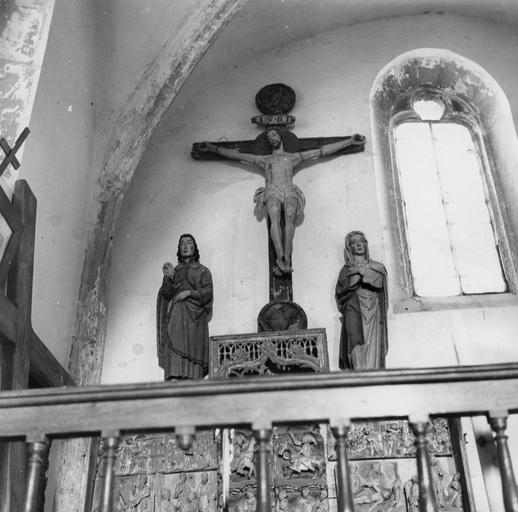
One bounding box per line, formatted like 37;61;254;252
394;123;460;296
412;97;446;121
394;121;506;297
431;123;506;293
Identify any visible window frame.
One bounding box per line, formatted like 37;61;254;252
387;88;516;306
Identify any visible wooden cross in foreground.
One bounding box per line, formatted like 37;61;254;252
0;127;30;178
0;128;74;510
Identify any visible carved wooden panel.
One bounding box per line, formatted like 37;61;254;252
210;328;329;377
326;418;463;512
92;430;218;511
327;418;452;461
112;471;218;512
346;457;461;512
113;432;218;476
227;425;329;512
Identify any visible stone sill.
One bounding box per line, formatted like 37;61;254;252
393;292;518;314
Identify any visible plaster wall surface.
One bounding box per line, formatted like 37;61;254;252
104;13;518;385
89;0;195;181
20;0;97;365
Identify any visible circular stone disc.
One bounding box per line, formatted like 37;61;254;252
255;83;296;115
258;300;307;332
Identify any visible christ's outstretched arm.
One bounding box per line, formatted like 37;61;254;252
203;142;261;167
297;133;365;162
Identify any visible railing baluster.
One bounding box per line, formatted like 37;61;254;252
24;434;50;512
331;419;355;512
488;410;518;512
253;425;272;512
175;425;196;452
409;416;438;512
99;430;120;512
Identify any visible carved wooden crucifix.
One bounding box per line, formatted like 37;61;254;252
192;84;365;307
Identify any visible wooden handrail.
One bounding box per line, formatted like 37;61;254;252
1;363;518;439
0;362;517;512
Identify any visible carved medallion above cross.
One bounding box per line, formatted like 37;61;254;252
192;84;365;325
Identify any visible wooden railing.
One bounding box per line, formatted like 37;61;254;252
1;363;518;512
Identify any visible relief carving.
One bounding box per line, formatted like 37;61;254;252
113;431;217;477
113;472;218;512
229;485;257;512
328;418;452;461
275;429;326;482
350;462;402;511
115;475;152;512
94;430;218;511
230;431;257;481
342;459;462;512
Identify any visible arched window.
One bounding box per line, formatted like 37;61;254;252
371;49;518;308
392;90;506;297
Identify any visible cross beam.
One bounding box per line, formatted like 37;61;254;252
0;127;30;178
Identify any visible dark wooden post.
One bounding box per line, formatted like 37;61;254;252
409;417;438;512
24;434;50;512
331;419;355;512
0;180;37;512
99;431;120;512
488;411;518;512
253;426;272;512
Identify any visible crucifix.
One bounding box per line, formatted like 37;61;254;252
192;84;365;328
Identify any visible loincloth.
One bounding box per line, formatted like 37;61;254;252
253;184;306;217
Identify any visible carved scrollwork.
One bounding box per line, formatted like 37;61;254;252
210;329;328;377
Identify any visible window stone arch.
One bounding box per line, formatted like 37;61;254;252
370;48;518;310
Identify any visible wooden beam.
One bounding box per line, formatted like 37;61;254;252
0;295;16;344
29;330;75;388
0;363;518;439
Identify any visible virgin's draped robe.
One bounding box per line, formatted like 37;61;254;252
158;261;213;379
335;260;388;370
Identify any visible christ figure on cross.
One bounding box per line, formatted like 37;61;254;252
202;129;365;274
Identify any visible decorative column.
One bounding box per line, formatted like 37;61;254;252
409;416;438;512
253;427;273;512
98;432;120;512
331;419;355;512
24;434;50;512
